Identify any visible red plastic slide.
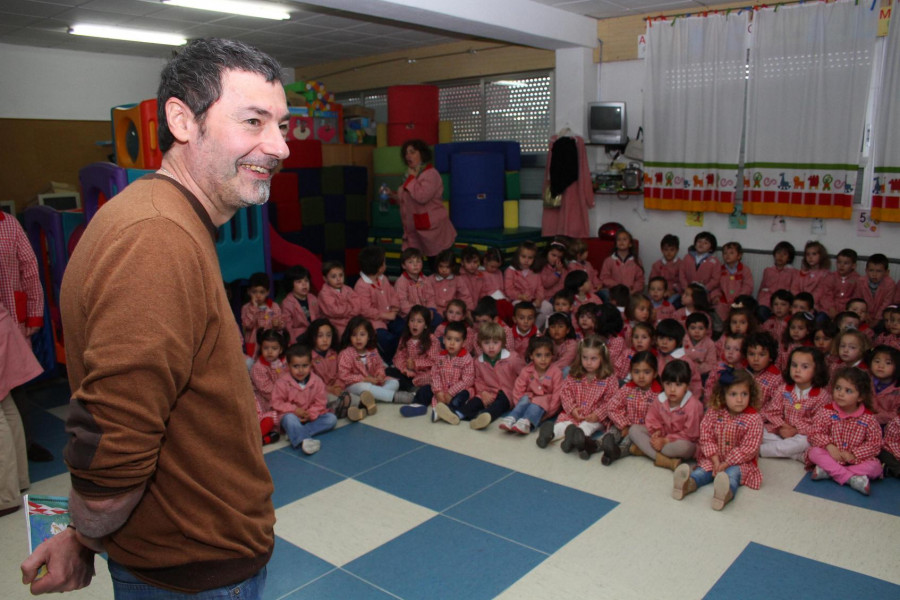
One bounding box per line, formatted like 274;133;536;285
268;224;324;291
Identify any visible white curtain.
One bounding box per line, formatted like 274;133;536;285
744;1;877;219
643;13;750;213
872;3;900;222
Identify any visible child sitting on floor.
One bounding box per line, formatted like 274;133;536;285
241;271;283;360
250;329;289;445
281;265;317;344
271;344;337;455
498;336;564;435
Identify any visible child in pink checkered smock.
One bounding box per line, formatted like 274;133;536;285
672;369;763;511
806;367;883;496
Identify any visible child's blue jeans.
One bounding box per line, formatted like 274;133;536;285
507;397;546;427
690;465;742;497
281;412;337;448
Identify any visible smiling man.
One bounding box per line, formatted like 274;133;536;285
21;39;290;599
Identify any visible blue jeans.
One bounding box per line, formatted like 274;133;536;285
691;465;742;497
281;412;337;448
108;560;266;600
507;398;546;427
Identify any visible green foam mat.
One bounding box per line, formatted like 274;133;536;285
505;171;520;200
373;146;407;175
441;173;451;201
300;196;326;226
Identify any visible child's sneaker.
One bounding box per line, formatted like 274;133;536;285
849;475;870;496
513;419;532;435
811;466;831;481
435;402;460;425
536;421;554;448
400;404;428;417
470;412;492;430
497;416;516;432
711;471;733;510
359;391;377;416
672;464;697;500
300;438;321;455
393;391;415;404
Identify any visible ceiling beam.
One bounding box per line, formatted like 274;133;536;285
292;0;598;50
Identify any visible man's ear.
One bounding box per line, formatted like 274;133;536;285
164;97;196;144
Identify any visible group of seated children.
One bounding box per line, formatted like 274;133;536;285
237;230;900;510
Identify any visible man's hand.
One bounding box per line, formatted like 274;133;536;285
21;527;95;594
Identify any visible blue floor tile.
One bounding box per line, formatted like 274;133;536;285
281;570;396;600
793;471;900;517
263;536;335;600
445;472;619;553
265;451;344;509
704;542;900;599
356;444;513;512
344;515;545;600
296;423;425;477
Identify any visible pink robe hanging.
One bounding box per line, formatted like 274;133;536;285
541;135;594;238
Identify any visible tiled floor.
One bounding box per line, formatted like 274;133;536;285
3;378;900;599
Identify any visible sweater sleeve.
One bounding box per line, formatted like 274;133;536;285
305;375;329;421
270;376;295;427
64;221;207;497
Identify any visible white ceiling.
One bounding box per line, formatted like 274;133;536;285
0;0;713;68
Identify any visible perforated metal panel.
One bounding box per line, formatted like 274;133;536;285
439;82;483;143
485;75;552;153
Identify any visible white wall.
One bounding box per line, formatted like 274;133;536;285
522;58;898;271
0;43;165;120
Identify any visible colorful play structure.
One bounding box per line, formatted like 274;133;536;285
21;83;544;374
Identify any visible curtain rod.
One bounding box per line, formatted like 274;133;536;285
644;0;874;25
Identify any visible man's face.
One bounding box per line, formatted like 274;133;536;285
188;70;290;213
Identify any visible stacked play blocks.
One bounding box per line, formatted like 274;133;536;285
433;141;522;230
111;99;162;170
285;81;343;145
387;85;439;146
271;139;371;276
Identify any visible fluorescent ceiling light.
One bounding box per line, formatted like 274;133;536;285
69;24;187;46
162;0;291;20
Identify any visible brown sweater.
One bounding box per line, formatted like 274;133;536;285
61;175;274;592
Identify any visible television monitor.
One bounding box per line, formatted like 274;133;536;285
588;101;627;146
37;192;81;211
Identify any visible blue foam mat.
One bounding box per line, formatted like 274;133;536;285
793;470;900;517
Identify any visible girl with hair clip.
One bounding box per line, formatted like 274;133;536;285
868;344;900;426
337;316;403;418
390;305;441;404
628;359;704;471
504;240;543;306
567;237;602;292
807;367;883;496
304;318;357;420
829;328;870;378
546;311;578;376
250;329;290;444
678;231;721;303
538;236;571;329
793;240;831;314
535;336;618;453
623;293;653;349
673;368;764;510
599;228;644;294
281;265;318;344
614;322;654;381
761;346;831;461
777;312;815;372
587;350;661;464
